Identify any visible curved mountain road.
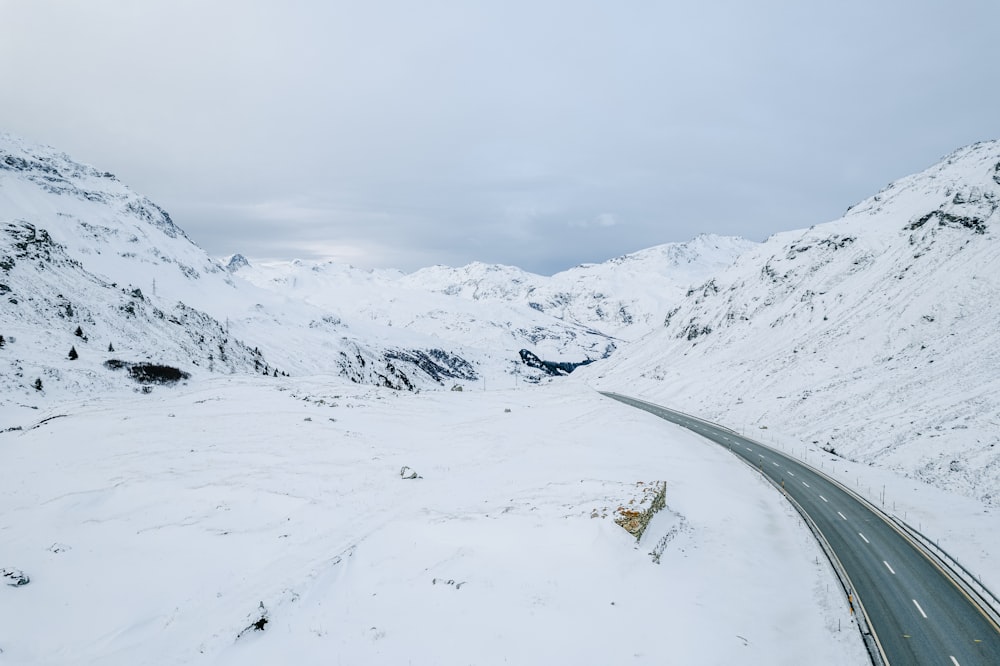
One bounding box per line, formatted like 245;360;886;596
602;392;1000;666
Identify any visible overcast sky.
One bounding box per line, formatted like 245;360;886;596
2;1;998;274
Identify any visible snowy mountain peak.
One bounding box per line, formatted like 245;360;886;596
0;132;233;319
843;139;1000;236
225;253;251;272
0;133;186;241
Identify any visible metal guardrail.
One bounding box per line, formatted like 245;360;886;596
889;517;1000;631
783;445;1000;637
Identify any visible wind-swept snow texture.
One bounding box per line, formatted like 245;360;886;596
585;140;1000;505
0;379;866;665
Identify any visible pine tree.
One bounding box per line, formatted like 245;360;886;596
68;346;78;360
74;326;83;338
108;342;115;352
34;378;42;391
273;368;278;377
0;334;5;348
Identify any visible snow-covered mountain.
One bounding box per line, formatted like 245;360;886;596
0;134;481;408
1;133;750;415
232;235;754;370
584;140;1000;504
0;135;275;405
399;234;755;340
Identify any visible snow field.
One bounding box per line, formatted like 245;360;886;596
0;378;866;665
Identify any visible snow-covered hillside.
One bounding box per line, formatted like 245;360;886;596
0;134;232;310
584;140;1000;504
0;134;508;403
0;134;274;407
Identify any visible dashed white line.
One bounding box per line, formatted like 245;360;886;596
950;656;961;666
884;561;896;574
773;462;780;467
802;481;810;488
787;471;795;477
746;447;753;452
837;511;847;520
819;495;828;502
913;598;928;619
858;533;870;544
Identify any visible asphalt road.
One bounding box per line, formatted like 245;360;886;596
602;392;1000;666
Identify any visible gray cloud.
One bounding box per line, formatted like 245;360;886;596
2;1;998;273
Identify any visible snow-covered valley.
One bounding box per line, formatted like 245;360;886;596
3;131;1000;664
1;378;867;665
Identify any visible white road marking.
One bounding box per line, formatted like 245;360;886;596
802;481;810;488
819;495;828;502
787;472;795;477
858;533;870;544
884;561;896;574
837;511;847;520
773;462;780;467
950;656;961;666
746;447;753;452
913;599;928;619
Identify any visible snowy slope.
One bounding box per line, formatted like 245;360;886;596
0;133;231;313
584;140;1000;504
0;219;265;401
0;138;275;410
